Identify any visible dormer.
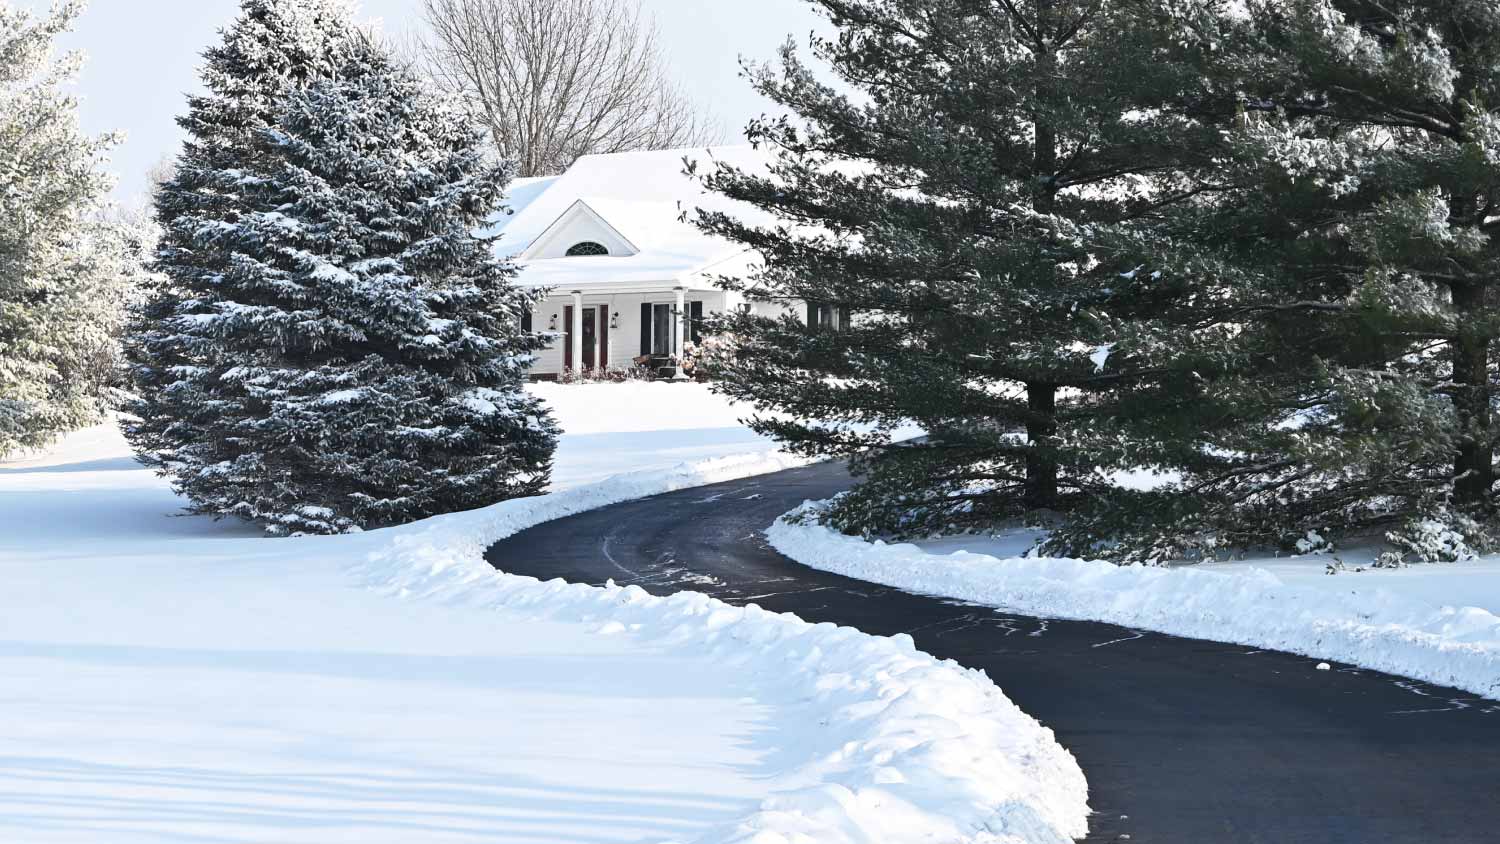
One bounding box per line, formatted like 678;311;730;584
519;199;639;260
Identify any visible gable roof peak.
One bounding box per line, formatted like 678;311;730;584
519;198;640;260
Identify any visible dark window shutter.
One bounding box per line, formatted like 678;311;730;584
521;310;532;333
690;301;704;344
598;307;609;369
806;301;819;331
838;306;852;332
640;303;652;356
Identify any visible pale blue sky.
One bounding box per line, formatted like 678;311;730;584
45;0;826;203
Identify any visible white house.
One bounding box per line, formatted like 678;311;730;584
494;145;806;380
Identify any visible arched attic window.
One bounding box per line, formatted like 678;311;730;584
566;241;610;257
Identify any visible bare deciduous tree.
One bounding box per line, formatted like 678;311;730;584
416;0;720;177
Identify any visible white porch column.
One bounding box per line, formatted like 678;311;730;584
570;290;584;375
672;286;689;381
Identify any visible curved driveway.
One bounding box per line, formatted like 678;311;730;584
486;461;1500;844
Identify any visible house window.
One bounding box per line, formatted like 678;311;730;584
638;301;705;358
566;241;609;257
650;303;674;356
806;302;852;332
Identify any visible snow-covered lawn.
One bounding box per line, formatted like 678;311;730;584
0;383;1087;844
532;381;775;489
768;504;1500;701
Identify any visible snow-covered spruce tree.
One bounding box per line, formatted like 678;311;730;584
694;0;1227;538
1056;0;1500;562
125;11;556;535
0;0;132;456
148;0;365;245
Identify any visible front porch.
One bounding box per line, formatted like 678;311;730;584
526;285;723;381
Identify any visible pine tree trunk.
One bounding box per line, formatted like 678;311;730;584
1451;282;1493;509
1025;16;1061;511
1025;382;1059;508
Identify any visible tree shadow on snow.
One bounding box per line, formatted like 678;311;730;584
0;456;144;474
0;755;756;843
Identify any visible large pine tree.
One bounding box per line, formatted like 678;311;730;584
0;0;133;456
1062;0;1500;562
125;0;556;535
695;0;1223;538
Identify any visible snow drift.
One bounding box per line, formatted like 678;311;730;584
768;503;1500;702
352;455;1090;844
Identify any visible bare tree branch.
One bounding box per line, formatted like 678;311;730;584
413;0;722;177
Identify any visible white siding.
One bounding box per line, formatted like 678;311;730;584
750;299;804;321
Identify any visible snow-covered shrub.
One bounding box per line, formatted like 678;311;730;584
1380;507;1491;566
682;335;740;382
1295;530;1333;555
556;366;654;384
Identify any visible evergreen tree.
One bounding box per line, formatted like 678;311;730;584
1063;0;1500;562
125;2;556;535
695;0;1222;538
0;0;132;456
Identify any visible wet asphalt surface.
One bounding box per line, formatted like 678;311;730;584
486;461;1500;843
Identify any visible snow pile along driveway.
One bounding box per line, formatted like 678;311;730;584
1;393;1086;844
768;503;1500;702
356;456;1090;844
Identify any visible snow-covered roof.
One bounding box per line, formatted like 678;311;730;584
504;176;560;219
492;145;774;290
481;176;560;240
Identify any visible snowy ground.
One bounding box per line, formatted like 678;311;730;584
768;505;1500;701
0;383;1086;844
531;381;774;489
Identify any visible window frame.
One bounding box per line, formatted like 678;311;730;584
565;241;610;257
